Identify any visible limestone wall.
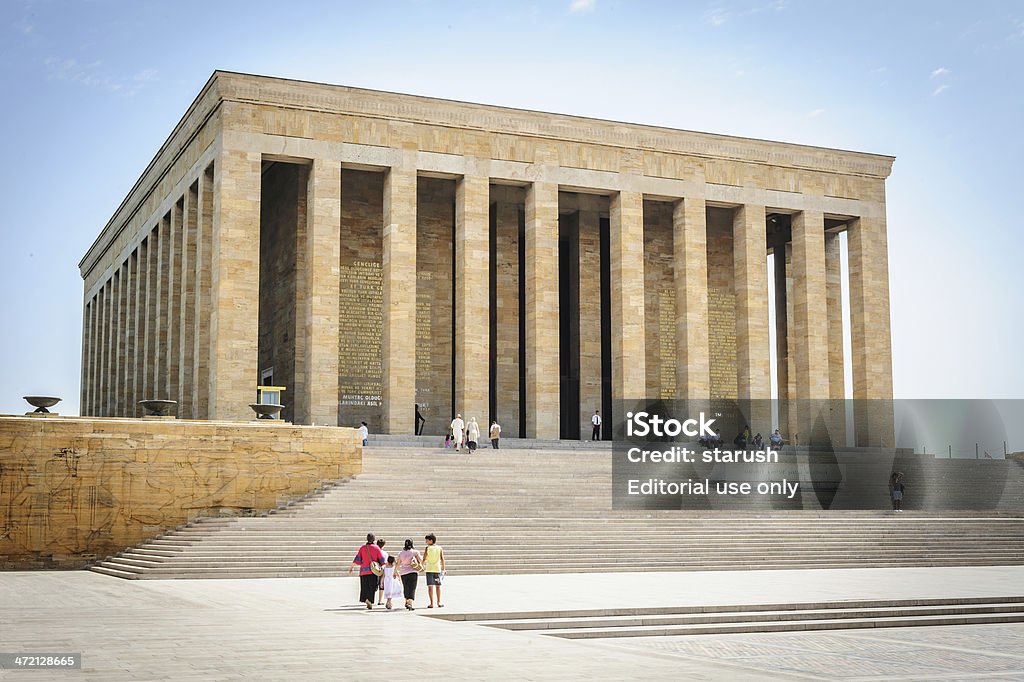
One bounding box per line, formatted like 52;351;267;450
416;177;456;435
338;169;384;431
0;416;360;570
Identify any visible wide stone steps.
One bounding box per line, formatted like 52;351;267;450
90;560;1024;581
90;446;1024;579
430;596;1024;638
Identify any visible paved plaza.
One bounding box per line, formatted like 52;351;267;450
2;566;1023;680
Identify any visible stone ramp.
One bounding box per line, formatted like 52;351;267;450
90;446;1024;579
430;596;1024;638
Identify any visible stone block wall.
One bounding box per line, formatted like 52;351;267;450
707;207;738;400
493;186;524;438
0;416;360;569
643;200;676;400
415;177;455;435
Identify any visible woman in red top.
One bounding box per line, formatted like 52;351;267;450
348;533;385;609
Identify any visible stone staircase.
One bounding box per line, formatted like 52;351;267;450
90;446;1024;579
430;596;1024;638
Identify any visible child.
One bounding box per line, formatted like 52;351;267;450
382;556;403;609
423;533;446;608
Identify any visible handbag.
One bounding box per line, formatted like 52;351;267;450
370;560;383;576
410;554;424;572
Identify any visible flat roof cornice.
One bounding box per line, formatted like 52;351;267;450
215;70;894;179
80;70;894;277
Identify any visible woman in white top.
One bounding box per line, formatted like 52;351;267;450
467;417;480;453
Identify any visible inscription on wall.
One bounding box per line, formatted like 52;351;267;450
339;260;382;407
658;289;676;399
416;271;434;376
708;286;738;399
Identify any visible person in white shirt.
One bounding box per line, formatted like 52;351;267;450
466;417;480;453
591;410;602;441
450;414;465;451
359;421;368;446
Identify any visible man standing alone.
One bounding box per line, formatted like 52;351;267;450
591;410;602;441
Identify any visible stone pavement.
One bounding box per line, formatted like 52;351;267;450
1;567;1023;680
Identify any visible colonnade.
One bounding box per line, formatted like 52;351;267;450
81;165;214;419
82;143;894;445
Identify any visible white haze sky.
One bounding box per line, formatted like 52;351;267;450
1;0;1022;416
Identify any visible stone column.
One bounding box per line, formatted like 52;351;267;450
610;191;647;406
81;298;92;416
733;204;771;432
848;214;895;445
138;237;151;411
178;184;198;419
673;197;710;401
791;210;830;443
143;228;158;403
771;235;790;433
824;230;847;444
825;232;845;398
382;165;417;434
493;194;521;437
154;213;171;399
109;269;121;415
455;173;490;425
127;249;139;416
97;287;107;415
115;263;128;416
167;201;184;412
524;181;560;438
193;165;214;419
209;148;262;422
301;158;342;425
577;204;603;435
99;278;110;417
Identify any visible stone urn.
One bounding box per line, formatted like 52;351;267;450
249;403;285;420
139;399;178;417
23;396;61;413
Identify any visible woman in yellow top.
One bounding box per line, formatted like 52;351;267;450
422;533;446;608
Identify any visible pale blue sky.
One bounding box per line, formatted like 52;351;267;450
1;0;1022;416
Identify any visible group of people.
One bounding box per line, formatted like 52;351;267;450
348;533;447;610
698;427;785;450
446;414;502;451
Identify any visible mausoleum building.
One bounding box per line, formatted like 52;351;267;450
79;71;894;441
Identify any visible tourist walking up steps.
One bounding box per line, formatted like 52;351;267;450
423;533;446;608
348;533;385;609
396;539;424;611
490;419;501;449
467;417;480;453
450;414;465;451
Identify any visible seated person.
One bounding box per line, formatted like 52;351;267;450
753;433;764;450
769;428;784;447
701;429;725;449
